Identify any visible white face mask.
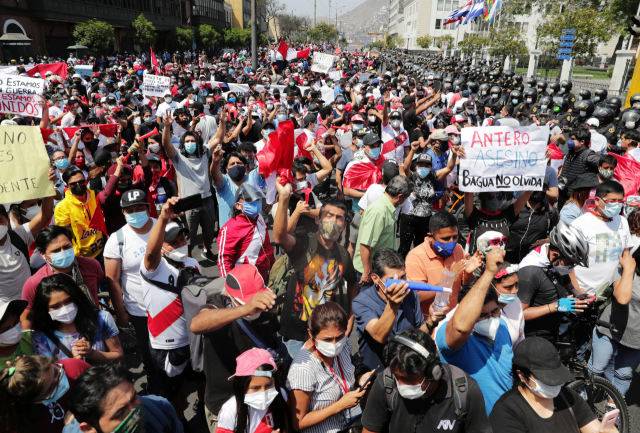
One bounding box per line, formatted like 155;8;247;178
396;377;427;399
149;143;161;153
554;264;574;276
580;110;587;117
369;115;376;123
164;97;172;103
244;387;279;410
391;119;402;129
49;303;78;324
525;376;562;399
474;316;500;340
0;323;22;346
626;121;636;129
22;205;40;221
337;104;344;110
526;98;533;103
0;225;7;240
163;245;188;262
315;336;346;357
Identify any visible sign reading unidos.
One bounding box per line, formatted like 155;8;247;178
0;74;44;117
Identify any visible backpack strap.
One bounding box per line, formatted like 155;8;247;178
47;331;75;359
115;227;125;257
291;233;318;274
447;364;469;424
383;366;398;412
8;230;30;268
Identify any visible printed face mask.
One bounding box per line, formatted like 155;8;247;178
318;219;344;241
433;240;456;258
599;169;614;179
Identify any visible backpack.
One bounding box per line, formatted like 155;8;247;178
382;363;469;424
8;230;33;275
267;232;349;297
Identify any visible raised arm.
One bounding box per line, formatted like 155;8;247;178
144;197;181;273
207;105;227;151
273;179;297;253
433;146;463;181
307;139;333;182
161;112;177;159
190;291;276;334
382;91;391;127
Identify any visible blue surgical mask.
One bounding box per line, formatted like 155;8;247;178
512;99;518;105
353;124;364;131
417;167;430;179
40;370;70;406
125;211;149;228
63;99;68;105
567;139;575;149
433;240;456;258
493;284;517;304
55;159;70;170
541;105;547;110
144;117;153;124
356;139;363;148
617;138;622;147
277;114;287;121
599;199;622;218
185;141;197;154
242;200;262;218
367;147;381;160
47;248;75;268
229;97;236;103
263;128;274;138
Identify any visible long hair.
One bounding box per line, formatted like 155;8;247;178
232;364;291;433
568;187;591;209
0;355;53;433
32;274;99;345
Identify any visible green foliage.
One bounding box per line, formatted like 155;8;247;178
131;14;156;49
458;34;490;56
73;19;115;55
371;41;384;48
386;34;404;49
536;8;617;57
199;24;221;48
488;27;528;59
167;27;193;51
433;35;454;49
307;22;339;43
416;35;432;49
295;36;306;43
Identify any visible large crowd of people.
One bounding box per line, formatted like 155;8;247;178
0;42;637;433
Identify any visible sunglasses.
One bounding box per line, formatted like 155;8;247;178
68;180;86;188
485;192;504;201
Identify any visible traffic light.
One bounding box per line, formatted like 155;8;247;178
629;15;640;37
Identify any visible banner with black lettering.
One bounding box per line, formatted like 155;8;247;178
0;74;44;117
458;125;548;192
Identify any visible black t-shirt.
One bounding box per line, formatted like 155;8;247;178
409;128;424;146
288;192;319;233
201;296;281;414
403;109;416;130
467;204;517;254
517;264;571;340
280;231;356;341
362;364;492;433
489;387;596;433
136;122;160;145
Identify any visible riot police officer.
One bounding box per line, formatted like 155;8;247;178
467;81;479;101
559;80;576;110
537;80;548;100
526;77;537;89
578;89;591;102
513;75;525;92
594;87;608;107
569;100;595;129
519;87;538;117
552;96;572;129
595;107;619;151
549;82;561;98
490;85;503;107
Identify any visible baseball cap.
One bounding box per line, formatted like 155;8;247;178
228;348;277;380
382;160;400;184
72;74;81;79
163;89;172;96
452;114;468;123
302;113;317;128
93;149;111;167
147;153;162;163
164;221;189;242
354;128;367;138
512;337;574;386
415;153;433;165
120;189;149;208
430;129;450;141
586;118;599;127
363;132;382;146
461;90;470;97
224;264;271;305
351;114;364;122
0;299;28;324
445;125;461;135
389;110;402;119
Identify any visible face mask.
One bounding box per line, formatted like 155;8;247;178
49;303;78;324
315;336;346;357
144;117;154;124
396;377;427;400
599;199;622;218
117;181;133;193
484;195;503;212
367;147;381;160
228;165;246;182
293;180;307;192
452;136;461;145
599;169;614;179
266;104;274;110
125;211;149;228
526;98;532;103
492;284;517;304
554;264;574;276
289;82;295;87
40;370;70;406
55;158;70;170
561;87;566;93
491;94;499;99
0;323;22;346
184;141;197;154
111;405;145;433
356;138;364;148
529;190;545;204
512;99;518;105
594;97;600;102
482;91;487;95
318;219;343;241
0;224;7;240
244;387;279;411
417;167;430;179
100;87;107;93
337;104;344;110
353;124;363;131
149;143;161;153
541;105;547;110
433;240;456;258
525;376;562;399
474;316;500;340
369;115;376;123
63;99;69;105
391;119;402;128
23;205;40;221
47;248;76;269
277;114;287;121
617;138;622;147
626;121;636;129
553;106;560;113
241;200;262;218
164;97;172;103
163;244;188;262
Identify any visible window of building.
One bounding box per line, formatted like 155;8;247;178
452;1;458;8
445;0;451;10
435;18;441;29
522;22;529;32
437;0;443;11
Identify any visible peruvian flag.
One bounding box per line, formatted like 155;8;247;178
343;149;386;191
612;153;640;200
150;47;161;74
256;119;295;184
62;124;118;140
277;39;310;61
294;129;314;159
335;47;342;54
381;131;408;158
27;62;68;79
547;143;564;176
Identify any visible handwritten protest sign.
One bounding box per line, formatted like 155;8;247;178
0;126;55;204
458;125;549;192
0;74;44;117
142;74;171;97
74;65;93;77
311;52;335;73
329;71;342;81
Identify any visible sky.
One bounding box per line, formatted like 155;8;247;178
278;0;369;21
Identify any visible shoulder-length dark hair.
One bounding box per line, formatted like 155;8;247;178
232;364;291;433
32;274;99;345
178;131;205;158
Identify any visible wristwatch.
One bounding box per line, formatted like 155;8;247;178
426;321;435;333
554;301;559;311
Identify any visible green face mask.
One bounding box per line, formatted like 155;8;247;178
111;406;145;433
553;106;560;113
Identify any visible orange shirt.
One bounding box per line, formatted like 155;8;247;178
405;238;468;314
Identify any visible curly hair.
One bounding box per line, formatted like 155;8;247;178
628;209;640;236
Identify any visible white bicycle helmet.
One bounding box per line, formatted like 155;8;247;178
549;220;590;268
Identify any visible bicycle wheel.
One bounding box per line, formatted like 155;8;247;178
567;375;630;433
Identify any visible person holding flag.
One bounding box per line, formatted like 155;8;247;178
381;91;410;163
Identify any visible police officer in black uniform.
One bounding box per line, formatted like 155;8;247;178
489;85;503;108
519;87;538;118
549;82;561;98
593;87;608;107
569;100;595;129
578;89;591;102
559;80;576;110
526;77;537;89
594;107;620;152
552;96;572;129
537;81;548;101
513;75;525;92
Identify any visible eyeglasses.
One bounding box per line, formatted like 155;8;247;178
34;363;64;403
485;192;504;201
478;307;501;321
67;180;86;188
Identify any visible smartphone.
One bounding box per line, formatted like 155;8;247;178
359;363;382;391
432;81;442;93
172;194;204;214
275;292;287;307
599;409;619;432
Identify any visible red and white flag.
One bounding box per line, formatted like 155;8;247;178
335;47;342;54
150;47;161;75
277;39;310;61
381;131;408;157
612;153;640;200
294;129;314;159
343;149;386;191
547;143;564;175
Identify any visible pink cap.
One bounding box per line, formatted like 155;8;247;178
445;125;461;135
351;114;364;122
228;348;277;380
224;264;271;304
452;115;468;123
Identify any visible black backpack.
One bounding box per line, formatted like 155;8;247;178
8;230;34;275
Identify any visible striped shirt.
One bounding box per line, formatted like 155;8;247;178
286;339;358;433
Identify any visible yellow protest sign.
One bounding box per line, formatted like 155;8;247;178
0;126;54;204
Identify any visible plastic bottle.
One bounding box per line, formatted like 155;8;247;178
433;270;456;313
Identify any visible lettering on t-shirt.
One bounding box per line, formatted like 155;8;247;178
595;232;623;263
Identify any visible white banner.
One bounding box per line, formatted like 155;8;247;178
143;74;171;97
74;65;93;77
311;52;336;73
0;74;44;117
0;66;18;76
458;125;549;192
212;82;311;98
329;71;342;81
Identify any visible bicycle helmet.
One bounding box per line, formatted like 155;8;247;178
549;220;590;268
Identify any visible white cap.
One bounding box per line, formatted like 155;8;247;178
72;73;81;79
587;118;599;127
118;82;125;87
45;71;53;76
34;72;41;78
164;90;172;96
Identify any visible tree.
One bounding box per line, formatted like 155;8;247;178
258;0;285;42
73;19;115;55
169;27;192;51
458;33;490;57
487;26;528;59
433;34;454;49
307;22;338;43
371;41;384;48
416;35;432;49
199;24;221;49
131;13;156;50
536;8;617;58
386;34;404;49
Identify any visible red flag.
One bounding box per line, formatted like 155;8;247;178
335;47;342;54
88;193;108;236
40;128;54;144
612;153;640;199
277;39;290;61
150;47;161;75
343;150;386;190
27;62;68;79
270;120;295;185
256;145;276;178
381;131;408;156
63;124;118;139
290;47;310;60
294;129;313;160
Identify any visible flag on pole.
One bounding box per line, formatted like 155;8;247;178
444;7;462;25
463;0;485;25
454;1;473;19
277;39;311;61
486;0;501;24
150;47;161;74
187;16;191;27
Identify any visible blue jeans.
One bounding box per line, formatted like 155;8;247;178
355;271;374;294
284;339;305;358
588;328;640;396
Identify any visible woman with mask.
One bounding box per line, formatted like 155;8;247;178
218;348;291;433
0;299;34;367
217;184;275;282
287;301;373;433
0;355;90;433
32;274;123;363
136;107;160;146
490;337;614;433
135;133;175;183
559;173;599;224
227;92;240;122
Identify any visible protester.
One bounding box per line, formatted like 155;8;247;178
0;299;33;367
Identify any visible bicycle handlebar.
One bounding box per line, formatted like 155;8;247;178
595;319;616;332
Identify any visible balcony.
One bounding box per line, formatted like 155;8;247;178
27;0;181;30
191;12;226;28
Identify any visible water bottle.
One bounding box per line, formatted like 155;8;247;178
433;270;456;313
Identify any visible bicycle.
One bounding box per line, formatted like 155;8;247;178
97;292;139;354
555;307;629;433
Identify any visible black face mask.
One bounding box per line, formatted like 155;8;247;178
71;184;87;196
530;190;545;204
228;165;246;182
177;119;189;127
117;181;133;193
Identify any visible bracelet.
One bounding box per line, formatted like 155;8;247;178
548;304;551;313
426;321;435;333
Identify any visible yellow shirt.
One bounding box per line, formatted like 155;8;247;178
54;189;105;258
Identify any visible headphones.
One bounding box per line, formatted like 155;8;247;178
390;334;442;382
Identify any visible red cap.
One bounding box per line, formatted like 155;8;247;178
224;264;271;304
351;114;364;122
228;348;277;380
